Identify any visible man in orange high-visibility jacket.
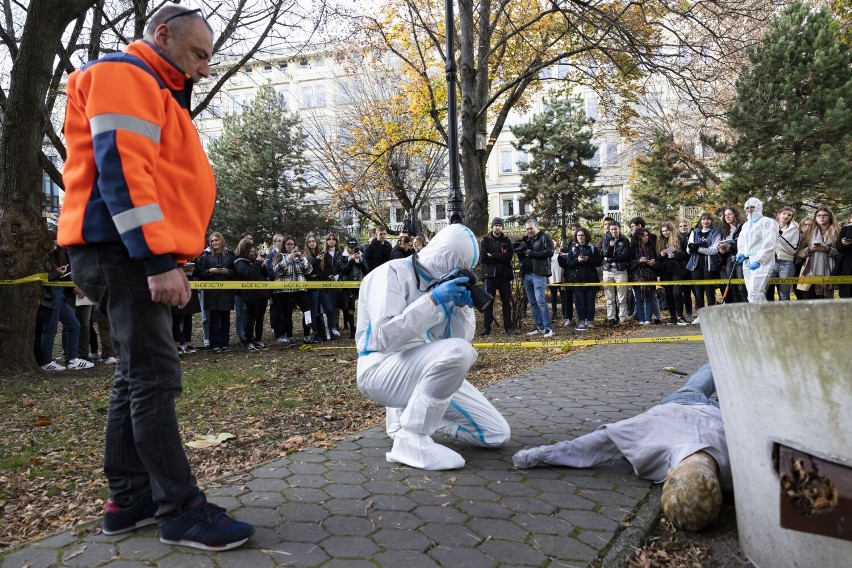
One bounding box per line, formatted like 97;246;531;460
57;5;254;551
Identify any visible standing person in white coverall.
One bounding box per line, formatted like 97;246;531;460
356;224;511;470
736;197;779;302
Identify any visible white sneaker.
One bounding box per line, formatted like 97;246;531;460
276;336;290;344
542;329;554;338
691;316;701;325
585;320;595;328
202;339;211;348
330;328;341;338
67;358;94;370
103;357;119;365
41;360;65;371
526;329;543;336
562;319;572;327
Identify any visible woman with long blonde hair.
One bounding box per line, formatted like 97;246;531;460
796;206;841;299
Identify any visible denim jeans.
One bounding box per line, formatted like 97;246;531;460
309;288;336;335
199;290;209;343
660;362;718;408
234;294;245;340
632;287;653;322
40;287;81;364
772;259;796;301
523;274;551;331
70;244;198;518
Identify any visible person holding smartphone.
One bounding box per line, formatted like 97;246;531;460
795;206;841;299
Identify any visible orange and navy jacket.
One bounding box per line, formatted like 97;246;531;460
58;40;215;275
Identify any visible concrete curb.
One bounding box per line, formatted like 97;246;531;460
600;484;662;567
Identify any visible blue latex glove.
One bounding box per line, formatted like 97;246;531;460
431;276;470;305
735;253;746;264
748;261;760;270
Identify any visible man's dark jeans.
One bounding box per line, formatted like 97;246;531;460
70;244;197;519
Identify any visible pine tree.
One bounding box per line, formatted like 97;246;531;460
209;83;329;244
511;94;600;241
721;1;852;213
630;129;719;225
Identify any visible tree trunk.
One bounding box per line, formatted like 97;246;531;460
457;0;490;235
0;0;95;374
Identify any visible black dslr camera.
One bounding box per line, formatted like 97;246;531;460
512;239;527;253
432;269;493;312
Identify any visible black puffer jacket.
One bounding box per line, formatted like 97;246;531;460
559;243;601;283
518;231;553;277
601;235;631;272
199;249;235;311
234;257;270;304
480;232;514;280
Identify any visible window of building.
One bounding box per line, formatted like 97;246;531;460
588;148;600;167
435;204;446;220
605;142;618;166
245;66;252;73
516;149;530;172
315;56;324;66
607;191;620;211
420;205;431;221
585;95;599;120
522;199;532;215
499;149;514;174
263;64;272;72
299;58;309;67
301;83;326;108
502;199;515;217
279;62;288;70
395;207;405;223
314;84;326;106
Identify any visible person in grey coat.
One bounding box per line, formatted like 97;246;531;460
513;362;731;530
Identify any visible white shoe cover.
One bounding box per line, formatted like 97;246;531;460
386;407;403;439
386;429;465;470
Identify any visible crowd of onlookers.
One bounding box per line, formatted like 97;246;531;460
35;225;425;371
35;205;852;370
520;205;852;336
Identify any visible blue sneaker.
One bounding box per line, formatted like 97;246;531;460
159;492;254;551
102;495;158;535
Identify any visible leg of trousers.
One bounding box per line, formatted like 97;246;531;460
70;245;197;517
523;275;543;330
93;308;116;358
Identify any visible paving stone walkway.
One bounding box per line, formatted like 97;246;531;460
1;326;708;568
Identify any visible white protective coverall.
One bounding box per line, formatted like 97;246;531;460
737;197;779;303
356;224;511;470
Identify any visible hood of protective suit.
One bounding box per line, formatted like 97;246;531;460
744;197;763;221
415;224;480;280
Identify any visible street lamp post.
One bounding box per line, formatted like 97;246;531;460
445;0;463;225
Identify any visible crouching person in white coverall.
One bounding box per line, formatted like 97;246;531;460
736;197;779;303
356;224;511;470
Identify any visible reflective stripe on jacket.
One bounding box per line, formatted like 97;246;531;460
58;40;215;275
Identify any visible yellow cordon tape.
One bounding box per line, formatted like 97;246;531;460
549;275;852;287
300;334;707;351
3;274;852;289
471;335;706;350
